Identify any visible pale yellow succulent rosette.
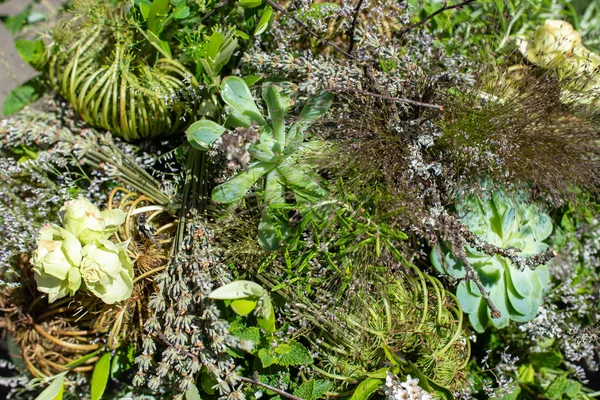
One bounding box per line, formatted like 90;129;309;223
522;19;600;107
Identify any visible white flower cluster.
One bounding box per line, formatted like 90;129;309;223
384;372;433;400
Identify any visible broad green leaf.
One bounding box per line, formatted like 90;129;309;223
262;83;287;144
264;169;285;204
240;0;263;7
294;380;333;400
185;384;202;400
221;77;266;126
235;30;250;40
212;162;275;203
297;91;334;129
230;298;259;316
186;120;227;150
15;39;46;69
147;0;170;33
244;75;262;87
209;280;266;300
207;31;225;61
382;344;406;366
255;5;273;36
564;380;581;397
257;294;276;334
91;352;111;400
350;378;383;400
2;77;46;116
35;373;67;400
518;364;535;384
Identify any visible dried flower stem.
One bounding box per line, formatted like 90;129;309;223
240;375;303;400
468;236;557;271
329;87;444;110
347;0;364;53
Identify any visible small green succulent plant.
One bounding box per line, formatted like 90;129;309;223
186;76;333;249
431;188;553;332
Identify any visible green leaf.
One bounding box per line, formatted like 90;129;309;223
147;0;170;33
564;380;581;397
278;163;325;202
258;348;279;368
146;29;172;58
230;298;259;316
294;380;333;400
111;344;135;376
244;75;262;87
212;35;238;75
64;348;104;369
209;280;266;300
498;385;521;400
255;5;273;36
277;340;313;366
221;76;266;127
212;161;275;203
15;39;46;69
248;132;279;162
257;294;276;334
297;91;334;128
186;120;227;150
240;0;263;7
185;384;202;400
518;364;535;384
137;0;152;19
2;76;46;116
382;343;406;366
529;351;563;369
207;31;224;61
91;352;111;400
172;2;190;19
350;378;383;400
262;83;288;144
201;367;218;395
545;373;569;399
258;208;288;251
3;5;31;35
35;373;67;400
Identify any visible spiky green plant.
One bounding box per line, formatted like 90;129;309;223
48;0;200;141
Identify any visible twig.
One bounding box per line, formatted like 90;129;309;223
453;243;501;319
347;0;365;53
264;0;356;59
329;87;444;110
468;236;556;271
400;0;477;36
240;374;303;400
200;0;230;23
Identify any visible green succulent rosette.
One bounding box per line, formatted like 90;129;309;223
432;188;553;332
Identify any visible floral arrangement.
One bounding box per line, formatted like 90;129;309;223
0;0;599;400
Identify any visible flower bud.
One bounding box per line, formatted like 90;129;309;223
32;224;83;303
80;239;134;304
60;197;126;245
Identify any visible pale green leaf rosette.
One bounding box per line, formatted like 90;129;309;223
32;224;83;303
431;188;553;332
60;197;126;245
80;240;134;304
